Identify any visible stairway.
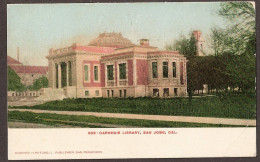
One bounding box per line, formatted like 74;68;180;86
34;88;66;101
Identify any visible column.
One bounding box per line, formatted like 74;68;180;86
58;63;62;88
66;61;69;87
53;62;56;88
70;61;73;86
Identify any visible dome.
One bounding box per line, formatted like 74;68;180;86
88;32;134;48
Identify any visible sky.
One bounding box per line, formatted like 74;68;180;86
7;2;226;66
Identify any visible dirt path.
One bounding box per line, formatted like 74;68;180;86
9;109;256;126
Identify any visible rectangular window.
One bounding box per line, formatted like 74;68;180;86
119;90;122;97
95;90;99;96
107;90;110;97
152;62;158;78
85;90;89;96
174;88;178;96
84;65;89;81
153;89;159;97
172;62;176;78
163;88;169;97
111;90;114;97
107;65;114;80
163;62;168;78
94;66;98;81
119;63;126;79
124;89;127;98
180;62;184;85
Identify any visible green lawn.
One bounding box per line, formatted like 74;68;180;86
8;111;248;128
9;93;256;119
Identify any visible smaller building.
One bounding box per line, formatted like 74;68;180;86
7;55;48;86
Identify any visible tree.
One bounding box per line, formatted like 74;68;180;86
165;32;197;58
8;66;26;91
28;76;48;91
218;2;255;55
217;2;256;92
208;27;228;56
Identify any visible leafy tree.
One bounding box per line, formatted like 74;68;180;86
217;2;256;92
208;27;229;56
28;76;48;91
8;66;26;91
218;2;255;55
166;32;197;58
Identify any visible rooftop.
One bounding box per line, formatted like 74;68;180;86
72;45;116;54
88;32;134;48
9;65;48;74
7;56;22;65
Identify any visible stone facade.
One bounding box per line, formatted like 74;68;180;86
7;56;48;86
46;32;187;98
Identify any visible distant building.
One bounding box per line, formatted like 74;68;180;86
7;50;48;86
45;32;187;98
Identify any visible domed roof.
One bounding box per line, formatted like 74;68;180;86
88;32;134;48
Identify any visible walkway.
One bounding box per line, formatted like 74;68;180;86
9;109;256;126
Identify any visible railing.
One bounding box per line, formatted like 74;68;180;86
119;80;127;86
107;81;115;86
8;91;42;97
54;47;73;54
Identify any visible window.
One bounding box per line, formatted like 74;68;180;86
94;66;98;81
111;90;114;97
163;88;169;97
119;63;126;79
153;89;159;97
124;90;127;98
85;90;89;96
180;62;184;85
152;62;158;78
163;62;168;78
68;61;72;86
95;90;99;96
174;88;178;96
107;90;110;97
172;62;176;78
107;65;114;80
119;90;122;97
84;65;89;81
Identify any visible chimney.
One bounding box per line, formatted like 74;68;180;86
17;47;20;62
140;39;149;46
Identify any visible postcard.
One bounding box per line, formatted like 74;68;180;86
7;2;256;160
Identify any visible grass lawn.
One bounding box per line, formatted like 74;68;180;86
9;93;256;119
8;111;248;128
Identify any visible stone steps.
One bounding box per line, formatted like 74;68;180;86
35;88;66;101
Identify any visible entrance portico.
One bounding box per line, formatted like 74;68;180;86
54;61;73;89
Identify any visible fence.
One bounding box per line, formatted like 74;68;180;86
8;91;42;97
